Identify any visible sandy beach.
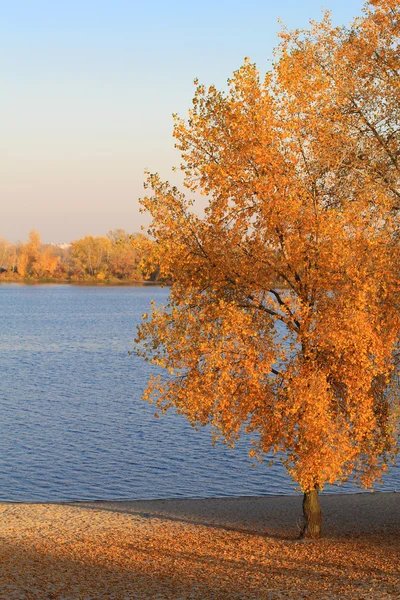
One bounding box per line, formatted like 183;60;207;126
0;492;398;599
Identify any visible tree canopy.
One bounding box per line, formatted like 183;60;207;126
0;229;159;283
136;0;399;537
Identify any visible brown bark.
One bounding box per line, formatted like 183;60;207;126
300;487;322;538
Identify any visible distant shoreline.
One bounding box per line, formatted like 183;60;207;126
0;278;165;286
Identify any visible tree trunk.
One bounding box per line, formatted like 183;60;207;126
301;487;322;538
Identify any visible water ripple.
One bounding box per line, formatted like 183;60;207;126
0;283;398;502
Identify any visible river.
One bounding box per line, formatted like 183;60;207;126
0;284;397;501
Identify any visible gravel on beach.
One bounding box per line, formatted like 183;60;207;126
0;492;398;599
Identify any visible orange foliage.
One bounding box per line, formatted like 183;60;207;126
31;246;59;278
137;0;399;498
17;230;41;276
1;229;158;282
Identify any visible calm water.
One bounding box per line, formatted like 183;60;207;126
0;284;398;502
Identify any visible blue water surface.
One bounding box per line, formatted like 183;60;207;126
0;284;398;501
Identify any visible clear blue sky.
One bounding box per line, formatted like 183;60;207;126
1;0;365;243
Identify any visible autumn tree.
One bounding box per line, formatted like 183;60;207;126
107;230;146;281
0;238;16;273
136;0;399;538
0;230;158;282
276;0;399;215
107;229;132;245
129;233;161;282
17;230;41;277
31;245;59;279
70;235;112;280
0;238;9;270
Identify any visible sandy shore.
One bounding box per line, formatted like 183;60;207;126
0;492;398;599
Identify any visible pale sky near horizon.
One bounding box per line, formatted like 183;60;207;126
2;0;365;243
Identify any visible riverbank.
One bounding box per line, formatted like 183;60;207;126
0;493;398;599
0;277;162;285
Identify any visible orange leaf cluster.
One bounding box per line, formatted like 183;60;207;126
136;0;399;493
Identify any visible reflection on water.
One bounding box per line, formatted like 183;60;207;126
0;284;398;501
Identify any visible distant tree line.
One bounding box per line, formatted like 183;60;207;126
0;229;160;283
